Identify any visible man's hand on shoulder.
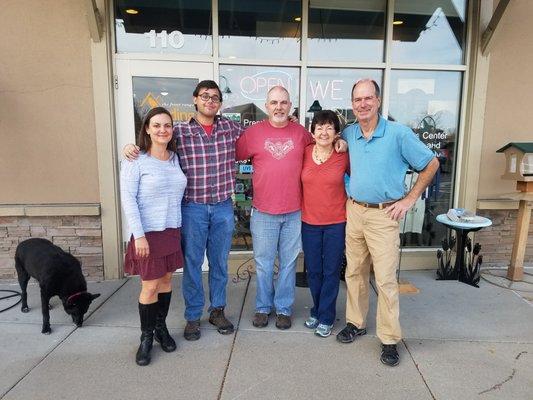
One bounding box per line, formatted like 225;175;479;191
288;115;299;123
385;197;416;221
123;144;140;161
335;139;348;153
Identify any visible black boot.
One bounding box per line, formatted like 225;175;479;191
136;302;157;366
154;291;177;352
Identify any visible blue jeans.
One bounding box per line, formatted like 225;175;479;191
301;221;345;326
181;199;235;321
251;208;301;316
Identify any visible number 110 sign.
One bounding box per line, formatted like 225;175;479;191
145;30;185;49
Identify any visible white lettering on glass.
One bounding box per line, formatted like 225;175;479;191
145;30;185;49
309;79;344;101
168;30;185;48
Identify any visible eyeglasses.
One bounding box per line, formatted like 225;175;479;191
198;93;221;103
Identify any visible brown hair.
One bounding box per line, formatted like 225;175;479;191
311;110;341;134
137;107;176;153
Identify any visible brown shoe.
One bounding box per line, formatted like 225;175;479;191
252;312;269;328
275;314;291;330
209;307;234;334
184;320;201;341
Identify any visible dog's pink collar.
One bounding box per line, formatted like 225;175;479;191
67;291;87;304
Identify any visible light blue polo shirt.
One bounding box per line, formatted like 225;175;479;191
342;116;434;203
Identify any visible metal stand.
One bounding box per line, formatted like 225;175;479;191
436;214;492;288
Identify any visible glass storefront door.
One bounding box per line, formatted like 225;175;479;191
115;60;213;156
115;60;213;248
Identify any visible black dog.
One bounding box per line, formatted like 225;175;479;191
14;238;100;334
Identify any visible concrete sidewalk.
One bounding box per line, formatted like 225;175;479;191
0;269;532;400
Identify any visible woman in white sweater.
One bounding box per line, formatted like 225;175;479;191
120;107;187;366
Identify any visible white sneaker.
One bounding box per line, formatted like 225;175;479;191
315;323;333;337
304;316;319;329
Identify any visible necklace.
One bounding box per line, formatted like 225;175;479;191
313;145;333;164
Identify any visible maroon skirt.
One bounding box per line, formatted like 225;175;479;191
124;228;184;281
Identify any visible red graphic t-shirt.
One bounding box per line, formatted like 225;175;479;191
236;120;312;214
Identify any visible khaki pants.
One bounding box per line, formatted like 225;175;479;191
345;200;402;344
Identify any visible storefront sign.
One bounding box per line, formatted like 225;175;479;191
240;70;293;101
309;80;343;101
415;116;449;150
145;30;185;49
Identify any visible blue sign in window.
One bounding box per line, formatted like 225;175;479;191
239;165;253;173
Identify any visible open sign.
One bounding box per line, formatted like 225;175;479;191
240;70;293;101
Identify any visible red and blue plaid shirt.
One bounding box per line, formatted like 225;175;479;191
174;116;245;204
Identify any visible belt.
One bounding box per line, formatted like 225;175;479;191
349;197;397;210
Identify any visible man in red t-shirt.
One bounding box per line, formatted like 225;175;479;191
236;86;312;330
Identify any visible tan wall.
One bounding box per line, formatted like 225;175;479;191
478;0;533;199
0;0;99;204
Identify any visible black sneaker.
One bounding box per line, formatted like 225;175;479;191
336;323;367;343
209;307;234;334
380;344;400;367
183;320;201;341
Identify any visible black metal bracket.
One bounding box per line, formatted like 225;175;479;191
437;229;483;288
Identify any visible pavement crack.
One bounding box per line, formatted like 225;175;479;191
229;374;273;400
478;368;516;395
515;351;527;360
403;340;437;400
217;277;251;400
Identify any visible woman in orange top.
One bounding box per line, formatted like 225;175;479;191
301;110;349;337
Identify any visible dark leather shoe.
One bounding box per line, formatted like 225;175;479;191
154;325;177;352
135;331;153;366
209;307;234;334
336;323;367;343
252;312;269;328
275;314;292;330
183;320;201;341
381;344;400;366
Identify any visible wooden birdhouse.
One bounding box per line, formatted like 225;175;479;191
496;142;533;192
496;142;533;282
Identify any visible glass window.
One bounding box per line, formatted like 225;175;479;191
219;65;300;125
389;70;463;246
219;65;300;250
308;0;386;62
115;0;212;55
392;0;467;64
132;77;198;134
218;0;302;60
306;68;382;129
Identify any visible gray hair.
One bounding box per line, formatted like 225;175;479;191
351;79;381;99
266;85;290;101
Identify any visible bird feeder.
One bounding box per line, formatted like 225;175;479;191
496;142;533;281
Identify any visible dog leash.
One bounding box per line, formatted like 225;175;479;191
0;289;22;313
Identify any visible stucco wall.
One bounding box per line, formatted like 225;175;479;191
478;0;533;199
0;0;99;204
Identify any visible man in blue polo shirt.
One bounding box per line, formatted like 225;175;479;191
337;79;439;367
